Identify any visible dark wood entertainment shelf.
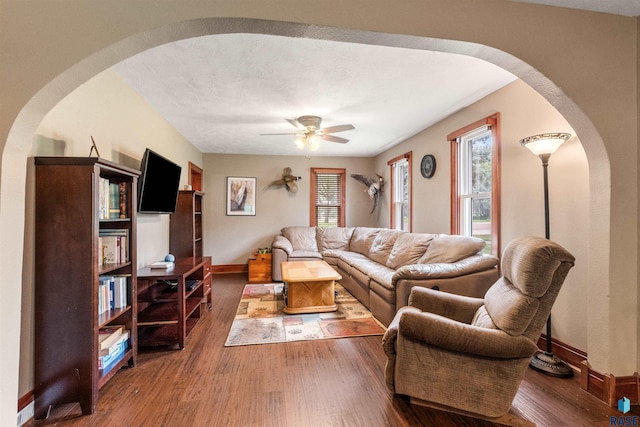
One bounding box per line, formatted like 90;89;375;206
137;257;212;349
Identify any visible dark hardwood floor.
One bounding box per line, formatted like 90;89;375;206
27;273;637;426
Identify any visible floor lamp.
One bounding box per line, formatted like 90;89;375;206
520;132;574;378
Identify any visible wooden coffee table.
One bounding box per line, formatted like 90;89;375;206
280;260;342;314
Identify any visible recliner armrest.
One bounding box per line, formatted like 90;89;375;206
398;310;538;359
408;287;483;323
382;306;420;356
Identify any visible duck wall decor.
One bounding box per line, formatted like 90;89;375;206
351;173;384;213
270;167;302;193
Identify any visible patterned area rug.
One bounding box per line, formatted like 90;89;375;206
225;283;386;346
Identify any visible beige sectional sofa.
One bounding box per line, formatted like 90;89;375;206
271;226;499;326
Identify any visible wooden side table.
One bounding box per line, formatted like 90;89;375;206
248;253;272;283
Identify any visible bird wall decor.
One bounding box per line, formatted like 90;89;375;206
270;167;302;193
351;173;384;213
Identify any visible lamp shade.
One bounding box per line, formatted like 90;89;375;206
520;132;571;157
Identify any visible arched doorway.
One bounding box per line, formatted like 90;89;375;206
1;17;610;414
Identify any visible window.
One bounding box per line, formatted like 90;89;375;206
310;168;346;227
388;152;412;231
448;114;501;257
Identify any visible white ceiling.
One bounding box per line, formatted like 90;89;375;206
112;1;639;157
113;34;516;157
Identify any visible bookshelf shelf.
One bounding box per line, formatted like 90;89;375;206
98;261;133;275
34;157;139;419
98;306;132;328
98;348;134;388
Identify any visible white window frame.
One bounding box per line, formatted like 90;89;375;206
388;152;412;231
448;114;501;258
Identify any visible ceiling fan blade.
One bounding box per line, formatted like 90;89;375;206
286;118;307;131
322;134;349;144
321;124;355;134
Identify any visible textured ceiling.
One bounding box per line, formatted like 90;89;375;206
112;1;639;157
113;34;516;157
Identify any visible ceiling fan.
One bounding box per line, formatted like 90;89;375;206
261;115;355;150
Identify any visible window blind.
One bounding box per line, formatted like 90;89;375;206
315;173;342;227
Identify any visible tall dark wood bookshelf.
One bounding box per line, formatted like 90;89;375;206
170;190;204;258
34;157;139;418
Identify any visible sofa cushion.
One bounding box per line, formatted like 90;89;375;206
316;227;354;251
281;226;318;252
386;233;435;269
288;250;322;260
483;277;539;336
369;229;404;265
368;266;396;291
349;227;382;255
419;234;485;264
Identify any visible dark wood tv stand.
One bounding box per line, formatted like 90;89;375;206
137;256;212;349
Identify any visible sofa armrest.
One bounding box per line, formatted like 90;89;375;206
272;235;293;255
398;310;538;359
407;287;483;323
392;254;498;282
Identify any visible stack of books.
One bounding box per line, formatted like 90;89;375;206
99;178;127;220
99;229;129;265
98;275;129;315
98;325;129;374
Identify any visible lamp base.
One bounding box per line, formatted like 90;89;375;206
529;351;574;378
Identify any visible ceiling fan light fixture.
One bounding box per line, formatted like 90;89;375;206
309;134;320;148
262;115;354;151
295;136;306;149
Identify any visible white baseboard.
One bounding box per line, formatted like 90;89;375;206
16;400;34;426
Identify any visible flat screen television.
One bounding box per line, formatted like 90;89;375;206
137;149;182;214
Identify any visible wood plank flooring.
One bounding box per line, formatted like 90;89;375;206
26;273;638;426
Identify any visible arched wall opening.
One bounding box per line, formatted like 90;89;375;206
0;17;611;415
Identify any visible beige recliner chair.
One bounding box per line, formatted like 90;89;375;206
382;236;575;425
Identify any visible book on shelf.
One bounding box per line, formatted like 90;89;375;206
99;178;128;220
99;178;110;220
99;336;129;373
109;183;120;219
99;229;129;265
99;325;126;350
99;329;130;357
149;261;174;269
98;275;130;315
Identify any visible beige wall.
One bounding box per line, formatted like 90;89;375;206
374;80;589;350
0;1;638;422
203;154;375;265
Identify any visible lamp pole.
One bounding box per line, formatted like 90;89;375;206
520;133;573;378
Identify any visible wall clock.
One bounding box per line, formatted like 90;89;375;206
420;154;436;178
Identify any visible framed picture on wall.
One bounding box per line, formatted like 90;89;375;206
226;176;256;216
